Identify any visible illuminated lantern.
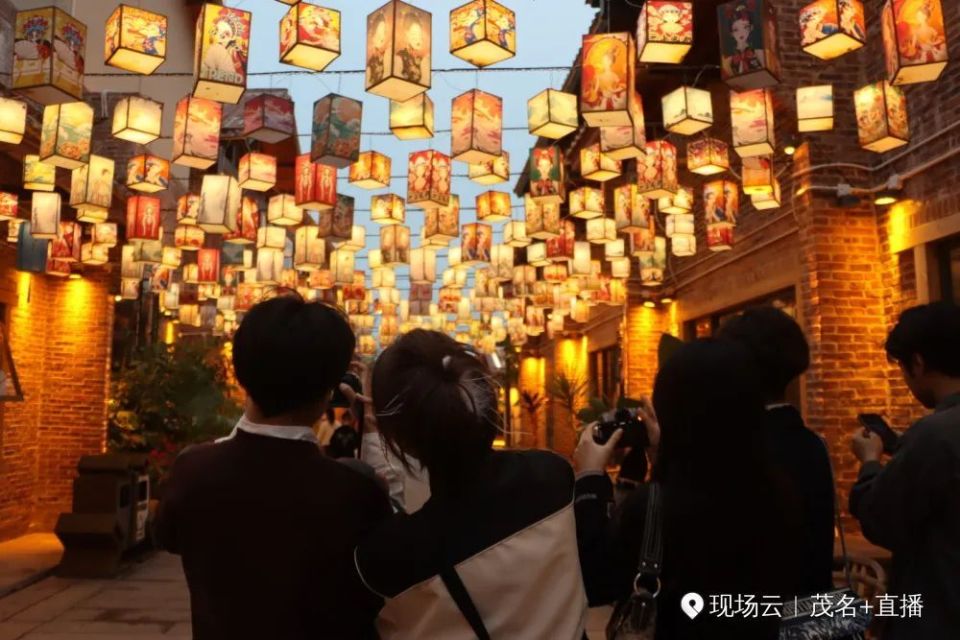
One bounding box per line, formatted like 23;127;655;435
244;94;296;143
449;0;516;67
605;238;626;260
50;221;81;262
544;263;567;283
373;267;396;289
571;241;591;276
126;154;170;193
296;156;338;211
81;243;110;266
225;197;259;245
70;155;114;222
504;220;530;247
476;191;511;222
311;94;362;168
162;247;182;268
193;4;251;103
257;226;287;251
611;256;631;279
409;247;437;284
372;193;406;225
882;0;948;85
636;1;694;63
365;0;432;101
268;194;304;227
172;95;223;169
461;222;492;265
349;151;392;189
0;98;27;144
177;194;200;226
7;219;24;244
280;3;341;72
797;85;834;132
854;81;909;153
105;5;167;74
629;215;657;258
23;155;55;192
407;150;451;207
662;86;713;135
0;192;17;222
295;226;327;271
468;152;509;185
547;219;575;263
640;237;667;286
580;145;621;182
198;174;241;234
799;0;865;60
637;140;679;199
615;184;650;231
381;225;411;266
195;248;221;283
751;178;782;210
324;195;356;242
587;217;617;245
687;137;730;175
670;231;697;257
390;94;435;140
92;222;118;248
528;146;565;204
704;180;739;252
424;195;459;242
126;195;162;242
39;102;93;169
569;187;605;220
580;32;637;127
112;95;162;144
600;99;645;160
730;89;776;157
175;225;205;251
257;247;286;284
13;7;86;103
717;0;781;90
238;152;277;192
742;156;774;195
527;89;578;139
341;224;367;252
30;192;60;240
451;89;503;164
525;195;560;239
658;185;694;215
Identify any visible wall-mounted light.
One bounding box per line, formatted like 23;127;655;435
643;300;656;309
874;175;903;206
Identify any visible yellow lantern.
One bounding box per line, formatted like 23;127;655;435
581;32;638;127
13;7;86;104
527;89;578;139
640;237;667;286
366;0;432;101
717;0;782;91
239;152;277;192
424;195;459;242
668;220;697;257
172;95;223;169
636;2;694;63
476;191;512;222
630;214;657;258
658;185;694;215
92;222;118;247
449;0;516;67
70;155;114;223
799;0;865;60
257;247;286;285
882;0;948;85
381;224;411;266
0;192;17;222
569;186;605;220
407;150;451;207
410;247;437;284
637;140;679;199
571;241;592;276
451;89;503;163
751;178;782;210
177;194;200;226
0;98;27;144
662;86;714;135
527;242;550;268
30;192;60;239
162;247;182;268
730;89;776;158
296;155;338;211
175;225;205;251
854;80;909;153
615;184;651;232
39;102;93;170
611;256;631;279
23;155;55;192
468;152;509;185
199;174;241;234
599;99;645;160
524;195;560;239
105;5;167;74
126;154;170;193
742;156;774;195
580;144;621;182
797;85;835;132
81;243;110;266
341;224;367;252
349;151;392;189
543;263;567;283
268;194;304;227
687;137;730;175
605;238;626;261
244;94;296;143
372;194;407;226
295;226;328;272
311;93;363;168
586;217;617;244
390;93;435;140
112;96;163;144
257;226;287;251
225;197;259;245
193;4;251;104
504;220;530;248
280;3;341;72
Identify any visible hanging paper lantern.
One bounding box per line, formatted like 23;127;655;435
268;194;304;227
797;85;835;132
730;88;776;157
424;194;459;243
716;0;781;90
225;197;259;245
0;98;27;144
105;5;167;74
39;102;93;170
670;228;697;257
294;226;327;271
390;93;435;140
199;174;241;234
257;226;287;251
407;150;452;207
570;186;605;220
658;185;694;215
13;7;86;103
543;263;567;283
742;156;774;195
126;195;162;242
325;194;356;242
49;221;80;262
177;194;200;226
7;219;24;244
349;151;392;189
704;180;739;252
528;146;565;204
257;247;286;285
854;80;909;153
640;237;667;286
629;214;657;258
636;1;694;63
687;138;730;175
295;155;338;211
524;195;560;239
751;178;782;210
569;241;591;276
662;86;714;135
81;243;110;266
462;222;492;264
311;94;362;168
126;154;170;193
280;3;341;72
340;224;367;252
70;155;114;223
410;247;437;284
175;225;205;251
615;184;648;232
580;32;637;127
238;152;277;192
468;152;509;185
547;219;576;263
476;191;511;222
193;4;251;104
503;220;530;248
610;256;631;279
527;88;578;139
580;144;622;182
526;242;550;268
0;192;17;223
372;266;396;289
23;155;55;192
599;99;645;160
882;0;948;85
244;93;296;143
195;248;221;284
112;95;162;144
162;247;182;269
16;222;49;272
366;0;432;101
371;193;407;226
92;222;118;247
451;89;503;164
605;237;626;260
637;140;679;199
380;224;411;266
449;0;516;68
586;217;617;245
799;0;865;60
172;95;223;169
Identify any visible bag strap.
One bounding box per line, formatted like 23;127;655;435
636;482;664;579
439;565;491;640
819;435;853;588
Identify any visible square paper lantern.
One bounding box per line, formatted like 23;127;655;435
570;241;591;276
637;2;694;63
640;237;667;286
381;224;411;266
662;86;714;135
257;225;287;251
503;221;529;250
450;0;517;67
13;7;86;103
92;222;118;247
451;89;503;164
126;195;162;242
407;150;452;207
295;225;328;271
268;194;304;227
7;219;24;244
390;94;435;140
24;155;55;191
105;5;167;74
570;187;605;220
704;180;739;252
81;243;110;266
528;146;565;204
548;220;575;264
855;81;909;153
50;222;80;263
70;155;114;222
175;225;205;251
799;0;865;60
0;98;27;144
543;263;567;283
193;4;251;104
126;154;170;193
239;152;277;192
638;140;679;199
424;195;459;241
717;0;782;90
162;246;182;268
659;185;694;215
526;242;550;268
615;184;651;232
630;219;657;258
296;155;338;210
39;102;93;169
599;99;646;160
280;3;341;72
752;178;782;210
882;0;948;85
172;95;223;169
525;195;560;239
468;152;509;185
199;174;241;234
177;194;200;225
131;239;162;265
311;94;362;168
330;195;356;242
581;32;637;127
244;94;296;143
0;192;17;222
225;197;260;245
349;151;392;189
476;191;511;222
797;85;835;132
462;222;492;264
113;96;162;144
196;248;220;283
527;89;578;139
257;247;286;285
742;156;774;195
366;0;432;101
372;193;406;225
409;247;437;284
730;89;776;157
687;138;730;175
587;217;617;245
580;144;621;182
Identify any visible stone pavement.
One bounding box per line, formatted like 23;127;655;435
0;536;63;599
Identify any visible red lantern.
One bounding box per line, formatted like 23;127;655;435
126;195;162;242
407;150;451;207
295;155;338;210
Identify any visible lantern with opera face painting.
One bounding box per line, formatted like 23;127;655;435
615;184;653;232
527;146;565;204
451;89;503;164
24;155;55;192
570;187;605;220
268;194;303;227
637;140;679;199
580;32;637;127
527;88;578;139
799;0;866;60
105;5;167;74
280;3;341;72
704;179;739;252
751;178;782;210
172;95;222;169
882;0;949;85
717;0;781;91
854;80;909;153
70;155;114;222
425;195;459;242
112;95;162;144
193;4;251;104
637;2;694;63
407;150;451;207
366;0;432;101
599;98;645;160
587;217;617;244
662;86;714;135
238;152;277;192
450;0;516;68
730;88;776;157
797;85;835;132
741;156;774;195
198;174;241;234
296;155;338;210
0;98;27;144
580;144;622;182
295;226;327;271
380;224;411;266
349;151;392;189
372;193;406;226
687;137;730;175
126;154;170;193
468;152;509;185
39;102;93;170
390;93;434;140
126;195;162;242
476;191;511;223
244;93;296;143
175;225;205;251
524;195;561;239
13;7;86;103
311;93;362;168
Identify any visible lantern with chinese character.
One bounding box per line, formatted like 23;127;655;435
23;155;55;192
704;180;739;252
527;88;578;139
294;226;327;271
372;193;406;225
126;154;170;193
659;185;694;215
687;137;730;175
637;140;679;199
381;224;411;266
581;32;637;127
587;217;617;244
244;93;296;143
600;99;645;160
799;0;865;60
580;144;622;182
311;94;362;168
662;86;714;135
199;174;241;234
172;95;223;169
92;222;118;247
742;156;774;195
239;152;277;192
570;187;605;220
717;0;781;90
349;151;392;189
407;150;451;207
527;146;565;204
366;0;432;100
450;0;516;67
70;155;114;222
637;1;694;63
504;220;530;248
175;225;205;251
13;7;86;103
0;98;27;144
640;237;667;286
295;155;338;211
267;194;303;226
390;94;434;139
280;3;341;72
468;152;509;185
410;247;437;283
462;222;492;264
797;85;834;132
451;89;503;164
730;88;776;157
476;191;511;222
193;4;251;103
882;0;948;85
524;195;560;239
112;95;162;144
854;80;909;153
39;102;93;170
105;5;167;74
751;178;782;210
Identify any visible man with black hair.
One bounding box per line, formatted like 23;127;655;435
850;302;960;640
156;295;390;639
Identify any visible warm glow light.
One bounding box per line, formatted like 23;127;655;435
581;32;637;127
407;149;451;207
586;217;617;244
527;89;578;139
30;192;61;239
296;155;338;210
267;193;303;226
687;138;730;176
704;180;739;252
199;174;241;234
311;93;362;168
0;98;27;144
741;156;774;195
451;89;503;164
390;93;434;139
854;80;909;153
172;95;222;169
111;95;162;144
126;154;170;193
797;85;835;133
599;99;645;160
662;86;713;135
882;0;949;85
524;195;560;239
730;88;776;157
70;155;114;222
23;155;55;192
450;0;516;67
751;178;782;210
243;93;296;143
371;193;406;225
13;7;86;103
637;2;693;63
105;5;167;74
468;151;509;185
580;144;622;182
717;0;781;90
349;151;392;189
280;3;341;72
659;185;694;215
569;186;605;220
637;140;679;199
238;152;277;192
476;191;511;222
799;0;865;60
639;236;667;286
193;4;251;104
366;0;432;101
39;102;93;169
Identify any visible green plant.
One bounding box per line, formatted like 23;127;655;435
576;395;642;425
518;389;545;443
546;371;588;449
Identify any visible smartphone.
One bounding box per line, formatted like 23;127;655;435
332;372;362;408
594;408;649;449
857;413;900;454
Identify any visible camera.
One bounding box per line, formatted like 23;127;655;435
331;371;362;408
594;408;649;449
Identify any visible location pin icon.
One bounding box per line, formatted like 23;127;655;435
681;592;704;620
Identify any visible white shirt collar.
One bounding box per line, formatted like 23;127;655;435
216;415;319;445
765;403;793;411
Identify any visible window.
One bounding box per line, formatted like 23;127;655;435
937;236;960;303
589;345;621;403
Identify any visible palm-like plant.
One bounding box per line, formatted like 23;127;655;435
518;389;545;444
546;372;589;449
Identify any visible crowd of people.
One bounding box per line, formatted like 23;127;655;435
155;295;960;639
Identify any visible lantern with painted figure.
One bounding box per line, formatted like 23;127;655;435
175;225;205;251
797;85;835;132
13;7;86;103
799;0;865;60
126;154;170;193
49;221;81;262
524;195;560;239
730;88;776;157
854;80;909;153
349;151;392;189
580;32;637;127
451;89;503;164
70;155;114;222
193;4;251;103
637;140;679;199
280;2;341;71
0;193;17;223
882;0;949;85
198;174;241;234
424;194;459;243
687;137;730;175
599;98;645;160
238;153;277;192
372;193;406;225
390;93;434;139
92;222;118;248
636;1;694;63
662;86;714;135
196;248;221;283
365;0;432;101
105;4;167;74
461;222;492;265
615;184;650;232
125;195;162;243
172;95;222;169
381;224;411;266
704;179;739;252
177;194;200;226
23;155;55;192
527;88;578;139
527;146;565;205
407;150;451;207
717;0;781;90
39;102;93;169
580;144;622;182
311;93;362;168
449;0;516;67
244;93;296;143
639;236;667;286
409;247;437;284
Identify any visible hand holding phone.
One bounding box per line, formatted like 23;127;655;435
857;413;901;455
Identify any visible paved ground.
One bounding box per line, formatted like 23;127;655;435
0;536;63;599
